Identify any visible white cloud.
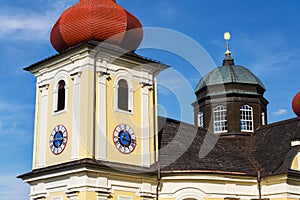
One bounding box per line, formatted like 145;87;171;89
0;2;74;41
0;174;29;200
273;108;288;116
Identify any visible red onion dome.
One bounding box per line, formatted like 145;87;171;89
50;0;143;52
292;92;300;117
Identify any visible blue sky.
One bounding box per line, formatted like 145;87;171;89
1;0;300;199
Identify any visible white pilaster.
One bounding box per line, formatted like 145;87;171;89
71;72;81;160
97;176;111;200
141;85;150;167
97;73;108;161
38;85;48;168
140;183;155;200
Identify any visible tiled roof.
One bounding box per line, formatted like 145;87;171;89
158;117;300;176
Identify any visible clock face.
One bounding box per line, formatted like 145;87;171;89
49;125;68;155
113;124;136;154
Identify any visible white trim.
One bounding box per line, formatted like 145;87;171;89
113;74;134;114
52;71;69;115
51;196;63;200
71;72;81;160
213;105;227;133
118;196;133;200
38;86;48;168
141;86;150;167
174;188;205;200
198;111;204;128
262;112;266;126
97;73;108;161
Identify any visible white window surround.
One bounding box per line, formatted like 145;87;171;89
240;104;254;132
213;105;227;133
51;196;63;200
174;187;205;200
52;71;69;115
113;76;134;114
118;196;133;200
198;111;204;128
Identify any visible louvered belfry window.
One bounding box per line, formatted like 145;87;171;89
57;80;65;112
118;79;129;111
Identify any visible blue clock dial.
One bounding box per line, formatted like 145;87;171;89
53;132;64;148
119;131;131;147
113;124;136;154
49;125;68;155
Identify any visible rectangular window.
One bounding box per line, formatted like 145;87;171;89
198;111;204;128
240;105;254;132
213;105;227;133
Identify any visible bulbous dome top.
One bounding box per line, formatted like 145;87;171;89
50;0;143;52
195;65;265;93
292;92;300;117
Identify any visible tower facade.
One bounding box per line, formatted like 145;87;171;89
19;1;168;199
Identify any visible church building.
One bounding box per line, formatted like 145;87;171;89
18;0;300;200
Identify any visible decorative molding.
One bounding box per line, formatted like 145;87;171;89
52;71;69;115
113;74;134;115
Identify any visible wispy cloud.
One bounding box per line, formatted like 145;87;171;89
0;174;29;200
0;100;34;136
273;108;288;116
233;33;300;76
0;2;73;41
157;68;195;123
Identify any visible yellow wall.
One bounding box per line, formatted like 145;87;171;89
78;191;97;200
33;64;157;168
291;152;299;170
78;69;94;159
111;190;140;200
46;191;67;200
104;74;156;166
46;75;74;166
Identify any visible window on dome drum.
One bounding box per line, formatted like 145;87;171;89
240;105;254;132
56;80;65;112
118;79;129;111
198;111;204;128
213;105;227;133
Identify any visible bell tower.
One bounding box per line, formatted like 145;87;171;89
19;1;168;199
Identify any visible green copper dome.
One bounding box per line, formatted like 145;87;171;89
195;65;265;93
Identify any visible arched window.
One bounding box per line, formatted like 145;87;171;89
240;105;254;132
198;111;204;128
118;79;129;111
56;80;65;112
213;105;227;133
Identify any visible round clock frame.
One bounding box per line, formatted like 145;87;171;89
113;124;136;154
49;124;68;155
